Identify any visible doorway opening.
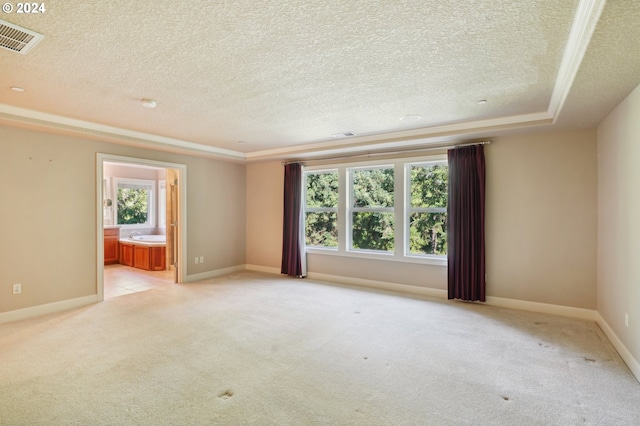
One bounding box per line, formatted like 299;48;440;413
96;154;187;301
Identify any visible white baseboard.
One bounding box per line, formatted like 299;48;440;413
485;296;597;321
303;271;598;321
596;313;640;383
3;268;637;384
0;295;98;325
184;264;246;282
246;264;281;275
306;272;449;299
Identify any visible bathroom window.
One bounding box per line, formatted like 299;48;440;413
114;178;155;227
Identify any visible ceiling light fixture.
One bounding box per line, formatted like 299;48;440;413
10;86;25;92
477;99;488;104
141;99;157;108
400;115;422;122
331;132;356;138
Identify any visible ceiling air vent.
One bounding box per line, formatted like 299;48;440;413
0;19;44;54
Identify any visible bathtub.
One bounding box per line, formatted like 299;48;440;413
131;235;166;243
120;234;166;247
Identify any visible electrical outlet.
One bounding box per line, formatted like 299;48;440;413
200;256;204;263
625;312;629;328
13;283;21;294
195;257;199;264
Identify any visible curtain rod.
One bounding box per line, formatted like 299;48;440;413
281;140;491;165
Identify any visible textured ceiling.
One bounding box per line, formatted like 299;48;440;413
556;0;640;129
0;0;637;161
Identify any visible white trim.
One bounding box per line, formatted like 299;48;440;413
484;296;597;321
307;272;448;299
0;103;245;161
548;0;607;121
0;295;98;325
306;247;447;266
184;265;246;282
0;104;552;162
96;159;106;302
302;271;599;321
245;112;552;161
246;264;281;275
596;313;640;384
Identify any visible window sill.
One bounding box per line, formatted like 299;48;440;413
305;247;447;266
116;224;154;229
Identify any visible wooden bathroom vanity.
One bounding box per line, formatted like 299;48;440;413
103;227;120;265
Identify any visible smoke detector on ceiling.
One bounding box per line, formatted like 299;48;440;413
0;19;44;54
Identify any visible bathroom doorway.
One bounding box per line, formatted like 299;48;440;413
96;154;187;301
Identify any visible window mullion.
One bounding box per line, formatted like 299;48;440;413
395;162;404;258
341;167;350;251
351;207;394;213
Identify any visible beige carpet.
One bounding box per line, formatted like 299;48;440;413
1;271;639;425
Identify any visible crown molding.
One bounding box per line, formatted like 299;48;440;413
548;0;607;122
0;103;246;161
245;112;553;162
0;0;604;162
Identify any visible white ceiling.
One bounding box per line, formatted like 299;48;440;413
0;0;638;162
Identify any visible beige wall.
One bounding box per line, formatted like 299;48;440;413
487;129;597;308
245;128;598;309
0;125;246;314
0;122;599;314
597;83;640;363
187;156;246;274
246;161;283;268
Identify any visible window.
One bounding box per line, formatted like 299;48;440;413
304;170;338;248
303;155;448;264
349;166;395;252
407;162;448;256
115;178;155;227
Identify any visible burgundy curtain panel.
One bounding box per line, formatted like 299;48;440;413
447;145;486;301
281;163;306;277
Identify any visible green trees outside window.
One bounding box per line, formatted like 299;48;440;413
351;167;395;252
115;180;154;226
305;171;338;247
303;159;448;258
408;163;448;255
117;187;149;225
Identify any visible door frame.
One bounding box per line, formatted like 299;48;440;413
96;153;187;301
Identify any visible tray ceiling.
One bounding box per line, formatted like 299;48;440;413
0;0;638;161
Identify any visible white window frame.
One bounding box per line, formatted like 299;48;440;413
304;154;447;266
303;169;339;249
405;160;448;260
114;177;156;228
347;164;395;254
